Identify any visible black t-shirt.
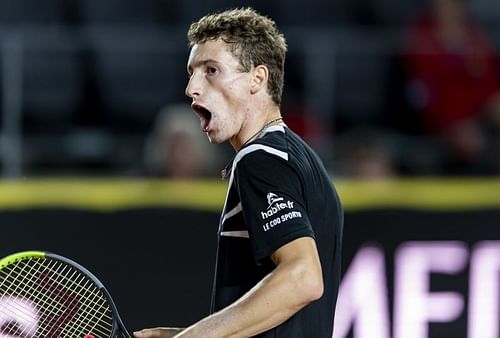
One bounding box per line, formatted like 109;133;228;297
211;124;343;337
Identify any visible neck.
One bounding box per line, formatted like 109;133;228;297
231;111;282;151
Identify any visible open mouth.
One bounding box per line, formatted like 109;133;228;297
192;103;212;132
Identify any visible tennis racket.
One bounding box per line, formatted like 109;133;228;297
0;251;131;338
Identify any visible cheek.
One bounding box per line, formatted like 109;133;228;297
211;77;250;126
223;90;249;122
222;76;250;105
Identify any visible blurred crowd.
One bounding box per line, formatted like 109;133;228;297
0;0;499;179
333;0;500;178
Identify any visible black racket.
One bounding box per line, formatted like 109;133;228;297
0;251;131;337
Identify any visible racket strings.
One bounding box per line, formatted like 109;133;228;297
1;260;80;334
0;258;113;337
0;262;110;338
0;260;40;337
28;260;111;337
1;258;113;337
0;257;114;337
30;259;112;337
0;259;105;336
0;257;54;337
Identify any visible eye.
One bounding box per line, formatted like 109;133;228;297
206;66;218;76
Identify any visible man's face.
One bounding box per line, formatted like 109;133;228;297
185;39;252;145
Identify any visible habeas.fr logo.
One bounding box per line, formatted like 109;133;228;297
261;193;294;219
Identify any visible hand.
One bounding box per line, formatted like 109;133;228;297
134;327;184;338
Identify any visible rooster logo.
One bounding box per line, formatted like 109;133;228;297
266;193;284;209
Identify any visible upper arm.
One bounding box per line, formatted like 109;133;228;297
270;236;324;301
270;236;319;266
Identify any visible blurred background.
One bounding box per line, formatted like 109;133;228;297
0;0;499;178
1;1;500;338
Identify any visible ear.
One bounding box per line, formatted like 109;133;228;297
250;65;269;95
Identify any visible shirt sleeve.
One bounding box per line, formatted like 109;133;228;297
234;149;314;263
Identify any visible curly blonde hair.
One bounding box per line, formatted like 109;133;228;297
187;7;287;106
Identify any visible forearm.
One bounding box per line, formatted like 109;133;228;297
134;327;185;337
177;258;321;337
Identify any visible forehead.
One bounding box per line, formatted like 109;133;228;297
187;39;239;70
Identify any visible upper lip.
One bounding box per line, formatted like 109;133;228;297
191;102;212;120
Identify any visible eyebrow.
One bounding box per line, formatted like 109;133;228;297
187;59;219;74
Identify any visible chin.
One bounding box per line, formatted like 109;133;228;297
206;134;224;145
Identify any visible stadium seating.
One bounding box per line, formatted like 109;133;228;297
21;31;83;132
84;28;187;133
0;0;67;26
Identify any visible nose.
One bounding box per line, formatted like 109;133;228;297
185;72;201;98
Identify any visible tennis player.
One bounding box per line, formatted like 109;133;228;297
134;7;343;338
